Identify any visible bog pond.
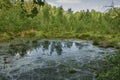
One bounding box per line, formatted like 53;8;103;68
0;40;116;80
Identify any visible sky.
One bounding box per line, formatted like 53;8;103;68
46;0;120;12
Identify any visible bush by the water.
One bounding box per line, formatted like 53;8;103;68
97;51;120;80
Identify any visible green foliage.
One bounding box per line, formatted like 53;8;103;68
97;51;120;80
0;0;12;9
0;1;120;43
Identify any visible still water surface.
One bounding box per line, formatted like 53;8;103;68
0;40;115;80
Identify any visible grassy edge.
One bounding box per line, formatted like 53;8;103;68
0;30;120;48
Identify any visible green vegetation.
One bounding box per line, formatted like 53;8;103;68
0;0;120;45
97;51;120;80
0;0;120;80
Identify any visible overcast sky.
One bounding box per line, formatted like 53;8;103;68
46;0;120;12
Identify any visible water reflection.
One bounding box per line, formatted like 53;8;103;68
50;41;62;55
0;40;116;80
8;40;114;57
8;44;28;57
75;43;83;49
42;41;50;51
8;40;75;56
63;41;73;48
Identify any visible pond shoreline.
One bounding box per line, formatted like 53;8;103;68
0;36;120;49
0;38;120;80
0;31;120;51
0;39;119;80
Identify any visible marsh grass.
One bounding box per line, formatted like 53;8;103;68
97;51;120;80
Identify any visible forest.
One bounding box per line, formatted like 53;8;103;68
0;0;120;80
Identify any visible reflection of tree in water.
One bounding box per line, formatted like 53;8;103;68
40;41;74;55
55;42;62;55
8;41;79;56
50;41;55;55
63;42;73;48
75;43;83;49
8;44;28;57
42;41;50;52
8;41;41;57
39;41;73;55
49;41;62;55
32;41;42;50
20;46;27;57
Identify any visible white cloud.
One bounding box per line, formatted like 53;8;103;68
47;1;57;6
115;5;120;7
56;0;81;3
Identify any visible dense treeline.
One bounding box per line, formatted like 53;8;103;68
0;0;120;43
